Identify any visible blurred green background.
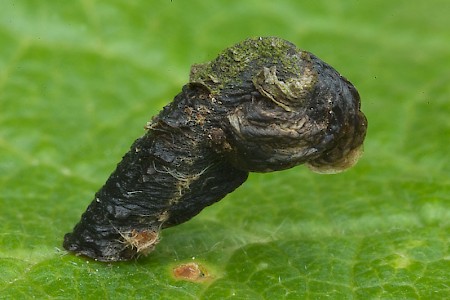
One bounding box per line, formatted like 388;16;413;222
0;0;448;299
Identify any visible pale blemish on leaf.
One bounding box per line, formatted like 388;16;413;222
391;253;412;269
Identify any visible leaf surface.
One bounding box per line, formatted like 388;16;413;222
0;1;449;299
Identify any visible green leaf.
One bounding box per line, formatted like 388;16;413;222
1;0;448;299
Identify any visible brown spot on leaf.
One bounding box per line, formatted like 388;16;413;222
173;262;210;282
